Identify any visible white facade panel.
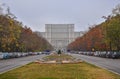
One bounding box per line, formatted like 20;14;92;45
39;24;83;51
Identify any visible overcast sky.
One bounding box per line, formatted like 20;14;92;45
0;0;120;32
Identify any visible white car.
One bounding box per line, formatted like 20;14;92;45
0;52;3;59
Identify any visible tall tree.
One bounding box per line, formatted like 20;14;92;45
104;15;120;51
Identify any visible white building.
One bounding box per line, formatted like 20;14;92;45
37;24;83;51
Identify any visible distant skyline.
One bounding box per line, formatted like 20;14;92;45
0;0;120;32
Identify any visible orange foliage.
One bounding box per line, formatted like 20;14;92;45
68;25;107;51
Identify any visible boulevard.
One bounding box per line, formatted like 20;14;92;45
0;55;46;74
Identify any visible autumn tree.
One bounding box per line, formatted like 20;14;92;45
103;15;120;51
0;4;53;52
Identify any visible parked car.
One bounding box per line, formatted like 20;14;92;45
83;52;87;55
106;51;113;58
112;52;120;59
22;53;27;56
2;52;9;59
17;53;22;57
88;52;94;56
99;51;107;58
9;53;14;58
0;52;3;59
94;51;100;57
79;51;85;55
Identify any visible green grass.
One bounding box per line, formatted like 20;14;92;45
0;62;120;79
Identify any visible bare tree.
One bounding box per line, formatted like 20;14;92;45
112;4;120;15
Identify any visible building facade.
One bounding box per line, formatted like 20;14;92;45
38;24;83;51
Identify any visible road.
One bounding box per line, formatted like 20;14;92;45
0;55;46;74
71;54;120;75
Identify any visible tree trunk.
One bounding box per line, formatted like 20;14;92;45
109;41;112;51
